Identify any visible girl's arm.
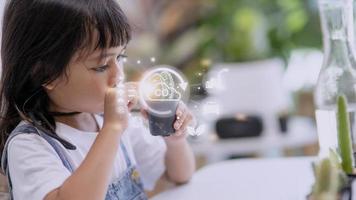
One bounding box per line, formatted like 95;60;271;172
45;88;128;200
164;103;196;184
164;137;195;184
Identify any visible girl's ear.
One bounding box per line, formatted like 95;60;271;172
42;80;59;91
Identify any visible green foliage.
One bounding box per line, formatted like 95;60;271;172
311;150;348;200
143;0;322;86
312;158;339;199
195;0;322;62
337;95;354;174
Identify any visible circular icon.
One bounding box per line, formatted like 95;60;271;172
139;65;190;117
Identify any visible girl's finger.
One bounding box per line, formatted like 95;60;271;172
174;109;187;130
175;101;186;118
116;84;129;115
125;82;139;111
140;108;148;120
177;112;193;132
127;96;138;111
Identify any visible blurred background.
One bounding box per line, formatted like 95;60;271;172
0;0;325;163
119;0;323;167
0;0;324;165
0;0;326;198
120;0;321;83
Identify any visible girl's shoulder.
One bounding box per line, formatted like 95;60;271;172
3;121;61;175
7;121;52;151
5;120;59;159
11;121;39;135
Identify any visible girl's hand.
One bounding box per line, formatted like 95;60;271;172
166;102;195;142
140;102;195;142
125;82;139;111
103;84;129;133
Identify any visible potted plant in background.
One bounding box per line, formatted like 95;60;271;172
121;0;322;95
310;95;356;200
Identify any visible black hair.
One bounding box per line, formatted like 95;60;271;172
0;0;131;154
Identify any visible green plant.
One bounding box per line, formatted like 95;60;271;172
124;0;322;89
173;0;321;87
311;150;347;200
192;0;321;63
310;95;355;199
337;95;354;174
311;157;339;199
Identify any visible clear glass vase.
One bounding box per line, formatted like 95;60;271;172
314;0;356;161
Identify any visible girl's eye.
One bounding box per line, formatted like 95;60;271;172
92;54;127;73
93;65;109;73
117;54;128;62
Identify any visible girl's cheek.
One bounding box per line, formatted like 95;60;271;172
90;77;108;99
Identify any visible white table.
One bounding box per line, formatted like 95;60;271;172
189;117;318;163
151;157;316;200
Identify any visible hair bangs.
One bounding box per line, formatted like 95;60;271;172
79;1;131;57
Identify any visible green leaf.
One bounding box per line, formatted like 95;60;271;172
286;10;308;33
337;95;354;174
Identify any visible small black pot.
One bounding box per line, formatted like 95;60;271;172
339;174;356;200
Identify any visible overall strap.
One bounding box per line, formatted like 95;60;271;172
39;131;75;172
120;142;132;167
1;123;75;200
15;124;74;172
1;129;29;200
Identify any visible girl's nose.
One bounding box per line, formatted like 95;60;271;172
115;76;125;86
110;62;125;87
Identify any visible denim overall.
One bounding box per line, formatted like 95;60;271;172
1;123;148;200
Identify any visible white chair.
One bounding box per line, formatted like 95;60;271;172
190;58;318;163
207;58;291;138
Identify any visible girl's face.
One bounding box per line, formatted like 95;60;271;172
45;45;126;114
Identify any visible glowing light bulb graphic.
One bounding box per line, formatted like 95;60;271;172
139;66;189;136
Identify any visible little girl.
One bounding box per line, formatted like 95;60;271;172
0;0;195;200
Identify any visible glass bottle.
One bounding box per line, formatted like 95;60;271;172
314;0;356;160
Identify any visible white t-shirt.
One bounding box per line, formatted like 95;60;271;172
7;115;167;200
